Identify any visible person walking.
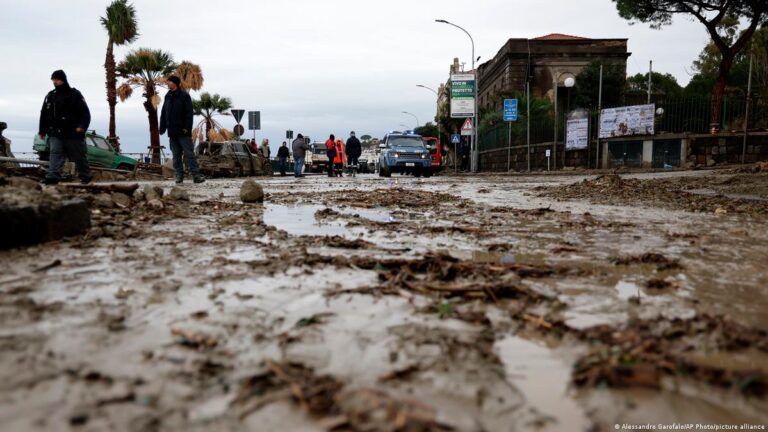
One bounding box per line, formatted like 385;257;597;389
160;75;204;184
333;138;346;177
277;141;290;176
345;131;361;176
38;70;93;185
324;134;337;177
291;134;308;177
261;138;270;159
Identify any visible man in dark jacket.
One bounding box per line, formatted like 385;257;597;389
345;131;362;170
159;75;204;184
277;141;290;176
291;134;308;177
38;70;93;184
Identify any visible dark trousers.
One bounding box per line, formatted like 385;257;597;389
278;157;288;176
46;137;92;182
327;161;335;177
170;136;201;179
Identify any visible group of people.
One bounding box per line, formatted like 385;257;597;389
36;69;366;183
323;132;361;177
245;138;270;160
38;70;206;185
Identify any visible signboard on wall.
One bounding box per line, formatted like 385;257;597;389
450;73;475;118
599;104;655;139
566;117;589;150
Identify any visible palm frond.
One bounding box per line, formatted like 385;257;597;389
174;61;204;91
101;0;139;46
117;82;134;102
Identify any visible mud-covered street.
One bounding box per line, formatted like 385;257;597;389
1;170;768;431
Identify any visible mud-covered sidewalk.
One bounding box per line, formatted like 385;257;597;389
1;170;767;431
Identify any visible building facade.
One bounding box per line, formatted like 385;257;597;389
476;34;631;111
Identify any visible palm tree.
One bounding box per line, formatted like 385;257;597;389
100;0;138;152
117;49;203;164
192;93;233;143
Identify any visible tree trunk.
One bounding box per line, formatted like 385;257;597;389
710;53;735;133
143;85;161;164
104;41;120;152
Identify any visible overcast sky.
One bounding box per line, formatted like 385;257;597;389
1;0;708;154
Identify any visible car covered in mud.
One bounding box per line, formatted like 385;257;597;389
358;149;378;173
308;142;331;174
167;140;271;178
378;132;432;177
33;131;137;171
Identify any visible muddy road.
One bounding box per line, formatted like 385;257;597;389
1;170;767;431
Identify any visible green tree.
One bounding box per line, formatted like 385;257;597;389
627;72;683;98
192;92;233;143
612;0;767;130
414;122;439;137
117;49;204;163
572;61;627;108
100;0;139;151
688;24;768;97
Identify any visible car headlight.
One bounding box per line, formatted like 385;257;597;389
421;153;428;159
391;152;399;158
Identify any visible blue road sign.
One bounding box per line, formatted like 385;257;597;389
503;99;518;122
451;134;461;144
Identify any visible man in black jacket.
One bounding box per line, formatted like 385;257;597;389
276;141;290;176
159;75;204;184
345;131;362;170
38;70;93;185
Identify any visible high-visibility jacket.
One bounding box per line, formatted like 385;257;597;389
334;139;345;164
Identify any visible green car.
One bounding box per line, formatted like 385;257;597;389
33;131;137;171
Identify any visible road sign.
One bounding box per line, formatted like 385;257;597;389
248;111;261;130
233;124;245;137
503;99;518;122
286;130;293;139
450;73;475;118
231;109;245;124
451;134;461;144
460;118;473;136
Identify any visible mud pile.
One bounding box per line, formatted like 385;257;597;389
0;178;90;249
539;173;768;214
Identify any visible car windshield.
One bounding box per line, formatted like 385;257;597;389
388;137;424;147
311;146;326;154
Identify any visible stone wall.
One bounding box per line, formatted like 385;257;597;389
687;133;768;166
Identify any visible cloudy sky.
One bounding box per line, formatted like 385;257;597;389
1;0;707;154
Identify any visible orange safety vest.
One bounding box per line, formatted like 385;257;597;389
334;139;345;164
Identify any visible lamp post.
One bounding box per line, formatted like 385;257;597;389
402;111;419;129
563;77;575;168
417;84;442;140
436;19;478;172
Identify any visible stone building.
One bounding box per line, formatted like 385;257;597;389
476;34;631;110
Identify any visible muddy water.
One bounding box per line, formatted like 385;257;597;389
1;171;767;431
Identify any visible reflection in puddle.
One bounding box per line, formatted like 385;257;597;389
263;204;392;237
496;336;591;431
615;280;642;301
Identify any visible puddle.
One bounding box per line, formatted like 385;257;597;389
615;280;642;301
496;336;592;431
263;204;393;237
264;204;350;237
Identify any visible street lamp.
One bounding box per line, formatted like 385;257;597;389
436;18;478;172
417;84;442;140
563;77;575;168
416;84;438;96
402;111;419;128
